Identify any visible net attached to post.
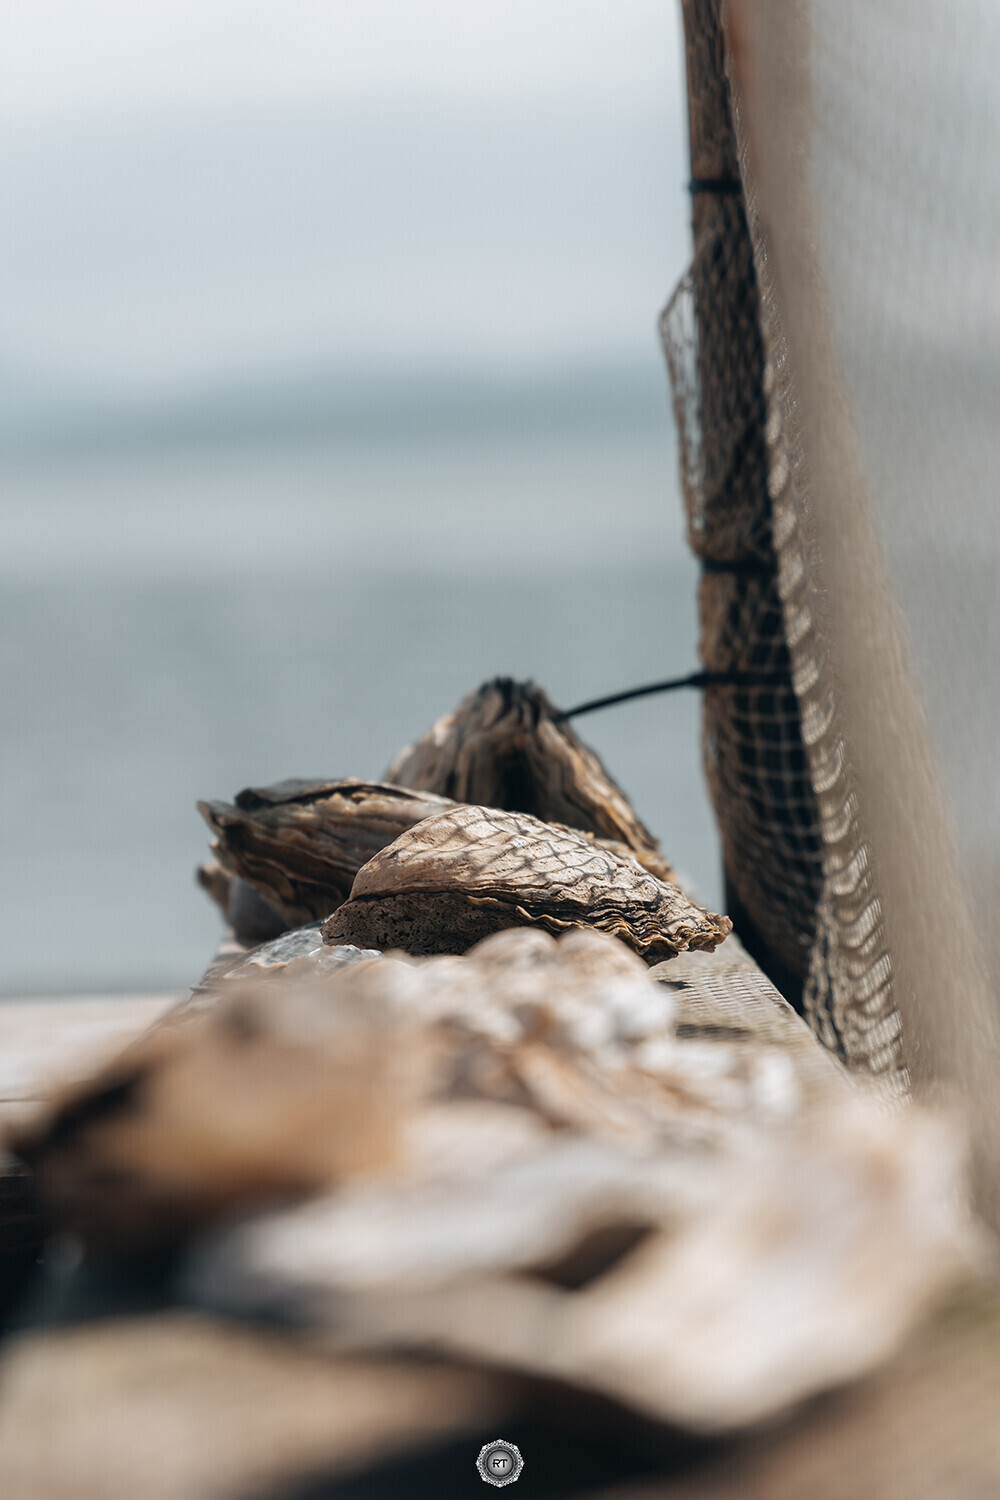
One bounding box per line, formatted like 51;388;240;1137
663;0;1000;1140
662;0;847;1064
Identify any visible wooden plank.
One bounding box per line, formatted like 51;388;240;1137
649;936;850;1108
0;1314;509;1500
0;994;180;1106
0;993;181;1327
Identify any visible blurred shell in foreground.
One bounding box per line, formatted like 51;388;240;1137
10;960;406;1252
8;930;773;1254
189;1097;973;1432
323;804;731;961
8;927;977;1435
190;926;383;1000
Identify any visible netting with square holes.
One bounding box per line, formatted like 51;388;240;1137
661;0;905;1087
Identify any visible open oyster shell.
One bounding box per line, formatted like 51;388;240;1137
323;804;731;962
386;678;676;883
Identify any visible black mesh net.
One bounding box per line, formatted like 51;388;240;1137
660;0;904;1086
659;54;824;1014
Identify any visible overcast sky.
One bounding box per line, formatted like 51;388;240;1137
0;0;683;122
0;0;690;393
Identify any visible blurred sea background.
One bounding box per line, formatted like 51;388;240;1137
0;0;720;996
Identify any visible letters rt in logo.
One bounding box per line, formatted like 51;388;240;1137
477;1440;524;1486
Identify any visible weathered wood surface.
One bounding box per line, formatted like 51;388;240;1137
0;993;181;1326
649;942;847;1109
0;995;179;1110
0;1286;997;1500
596;1287;1000;1500
0;1314;510;1500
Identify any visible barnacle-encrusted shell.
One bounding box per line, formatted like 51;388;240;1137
191;928;383;1001
323;804;731;962
198;779;455;932
386;678;676;883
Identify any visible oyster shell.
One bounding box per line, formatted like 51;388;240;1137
2;927;978;1445
196;864;288;945
323;804;731;962
191;927;383;1001
197;779;455;932
6;930;767;1256
386;678;676;883
10;966;416;1253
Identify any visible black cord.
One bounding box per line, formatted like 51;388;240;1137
701;556;772;575
554;669;789;722
688;176;743;195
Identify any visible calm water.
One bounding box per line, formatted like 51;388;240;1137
0;432;720;995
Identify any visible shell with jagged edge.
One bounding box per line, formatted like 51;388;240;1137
323;803;731;963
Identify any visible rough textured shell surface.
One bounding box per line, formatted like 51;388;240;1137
386;678;675;882
324;804;730;962
197;779;455;931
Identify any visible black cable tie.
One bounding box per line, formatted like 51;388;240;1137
687;176;743;196
554;669;789;722
700;556;772;576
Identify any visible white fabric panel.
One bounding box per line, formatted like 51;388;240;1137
729;0;1000;1208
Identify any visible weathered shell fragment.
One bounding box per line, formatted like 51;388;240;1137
188;1099;973;1433
7;928;976;1435
386;677;676;882
323;804;731;962
355;927;793;1137
10;972;417;1253
197;779;455;933
196;864;288;945
191;928;384;1003
9;930;764;1255
231;928;381;978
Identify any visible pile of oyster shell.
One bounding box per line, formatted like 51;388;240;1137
196;677;729;961
8;679;979;1437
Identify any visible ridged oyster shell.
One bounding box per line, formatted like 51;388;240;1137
323;804;731;963
197;779;455;932
386;678;676;883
